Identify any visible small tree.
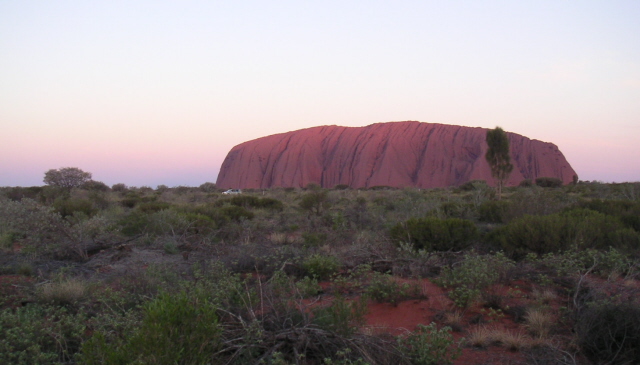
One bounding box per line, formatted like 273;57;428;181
299;190;328;216
43;167;92;191
485;127;513;200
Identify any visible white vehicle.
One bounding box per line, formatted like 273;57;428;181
222;189;242;195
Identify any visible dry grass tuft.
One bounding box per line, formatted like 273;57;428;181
443;311;464;332
531;288;558;304
468;326;539;352
39;278;88;305
499;330;531;351
468;326;498;348
269;232;289;245
524;308;555;339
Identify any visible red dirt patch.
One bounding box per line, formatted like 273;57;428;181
364;279;451;335
0;275;35;308
361;278;531;365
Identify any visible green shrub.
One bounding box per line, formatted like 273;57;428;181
477;200;510;223
333;184;350;190
299;190;329;216
389;217;478;252
365;272;421;306
83;180;110;191
578;199;640;232
488;214;565;258
0;197;69;254
302;254;341;280
458;180;488;191
535;247;637;279
519;179;533;187
188;204;233;227
53;197;96;218
302;232;327;247
80;291;221;365
397;323;462;365
503;187;574;220
111;183;128;192
312;295;367;337
119;192;142;208
223;194;260;207
16;262;35;276
256;197;284;211
136;201;171;213
0;231;19;252
435;252;514;308
295;276;322;297
199;182;217;192
0;305;86;364
488;208;639;258
220;205;254;221
182;212;216;234
439;201;473;220
535;177;563;188
1;186;44;201
217;195;284;211
146;209;189;236
162;239;179;254
119;211;150;236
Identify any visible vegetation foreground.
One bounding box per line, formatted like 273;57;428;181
1;178;639;364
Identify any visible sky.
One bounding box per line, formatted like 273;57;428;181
1;1;639;187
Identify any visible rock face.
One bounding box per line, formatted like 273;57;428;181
216;121;577;189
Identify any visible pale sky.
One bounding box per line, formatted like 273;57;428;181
1;1;639;187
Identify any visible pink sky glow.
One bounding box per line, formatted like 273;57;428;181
1;1;639;187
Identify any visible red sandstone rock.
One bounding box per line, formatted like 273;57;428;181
216;121;577;189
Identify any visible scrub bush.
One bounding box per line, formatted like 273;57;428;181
299;190;329;216
1;186;44;201
365;272;421;306
80;291;221;365
518;179;534;187
111;183;128;192
312;295;368;337
389;217;478;252
535;177;563;188
220;205;254;221
458;180;488;191
439;201;474;220
488;208;640;259
397;323;461;365
119;210;150;236
303;254;341;280
578;199;640;232
504;187;574;220
575;301;640;365
218;195;284;211
435;252;514;308
255;197;285;211
82;180;110;192
477;200;510;223
136;201;171;213
199;182;217;192
0;305;86;364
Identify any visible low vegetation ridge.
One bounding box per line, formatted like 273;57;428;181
1;177;639;364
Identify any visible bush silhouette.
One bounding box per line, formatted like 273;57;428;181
535;177;563;188
488;208;640;258
390;217;478;252
576;302;640;364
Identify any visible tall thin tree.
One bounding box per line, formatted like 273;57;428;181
485;127;513;200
